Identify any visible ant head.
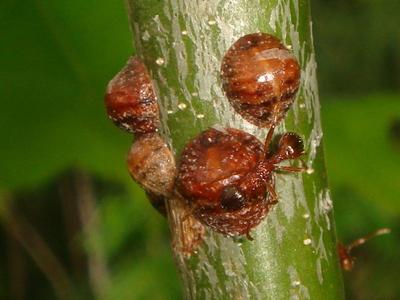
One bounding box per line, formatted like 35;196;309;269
276;132;304;160
220;186;246;212
337;243;354;271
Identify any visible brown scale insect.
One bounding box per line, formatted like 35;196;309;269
338;228;390;271
104;56;176;216
127;133;176;214
177;125;306;238
221;33;301;127
105;56;160;135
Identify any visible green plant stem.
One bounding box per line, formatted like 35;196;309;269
127;0;345;298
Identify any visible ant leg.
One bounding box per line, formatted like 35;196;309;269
266;178;278;205
277;166;306;173
264;124;276;155
277;158;311;173
299;158;308;169
246;230;254;241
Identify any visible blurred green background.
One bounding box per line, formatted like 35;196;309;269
0;0;399;299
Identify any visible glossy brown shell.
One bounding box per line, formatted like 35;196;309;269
105;56;160;134
177;128;270;236
221;33;301;127
127;133;176;198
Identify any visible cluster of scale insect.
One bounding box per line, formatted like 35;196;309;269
104;34;389;269
104;33;304;239
105;56;176;215
176;33;305;238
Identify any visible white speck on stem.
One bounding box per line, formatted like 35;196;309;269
306;168;314;174
155;57;165;65
292;280;301;287
167;110;174;114
302;213;310;219
178;103;187;110
142;31;150;41
208;20;216;25
303;239;312;246
196;114;205;119
181;30;188;35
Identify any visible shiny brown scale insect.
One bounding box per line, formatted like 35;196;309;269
127;133;176;203
221;33;301;127
177;126;305;238
105;56;160;135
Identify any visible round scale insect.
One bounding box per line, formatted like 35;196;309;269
105;56;176;216
127;133;176;213
105;56;160;135
177;126;306;238
221;33;301;127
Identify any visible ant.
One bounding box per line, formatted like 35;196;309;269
177;124;308;237
338;228;390;271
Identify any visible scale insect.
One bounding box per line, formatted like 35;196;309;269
221;33;301;127
105;57;175;215
105;56;160;135
177;125;306;238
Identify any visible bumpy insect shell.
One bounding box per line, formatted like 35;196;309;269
221;33;301;127
177;128;271;236
105;56;160;135
127;133;176;200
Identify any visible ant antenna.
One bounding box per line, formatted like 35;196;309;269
339;227;391;271
264;124;276;155
346;227;391;252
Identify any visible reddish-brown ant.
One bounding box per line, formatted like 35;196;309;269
177;125;307;238
338;228;390;271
